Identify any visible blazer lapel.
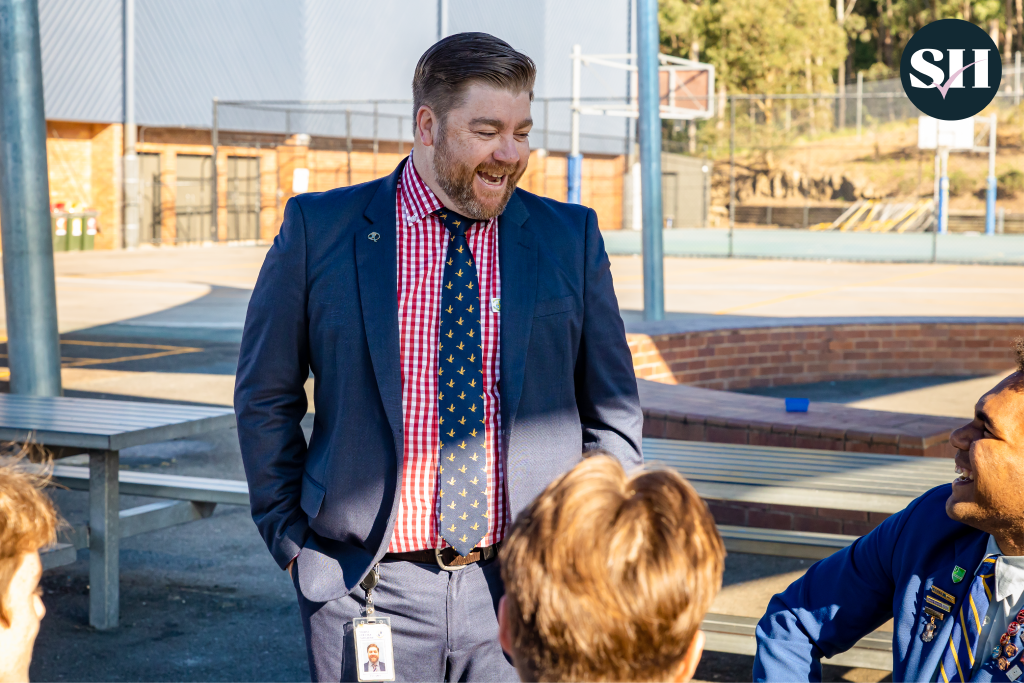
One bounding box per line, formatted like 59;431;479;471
498;192;536;454
357;159;407;443
915;530;990;676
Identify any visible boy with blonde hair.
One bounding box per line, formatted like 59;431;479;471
498;454;725;682
0;460;58;683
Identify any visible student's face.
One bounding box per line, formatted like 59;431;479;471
947;373;1024;535
367;646;379;664
0;552;46;682
428;83;532;220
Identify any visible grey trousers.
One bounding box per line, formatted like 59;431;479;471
292;556;518;682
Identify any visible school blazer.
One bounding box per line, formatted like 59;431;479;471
754;484;989;682
234;158;643;603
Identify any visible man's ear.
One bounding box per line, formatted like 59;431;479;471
672;629;705;683
416;105;437;147
497;595;515;661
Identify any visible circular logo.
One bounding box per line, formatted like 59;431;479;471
900;19;1001;120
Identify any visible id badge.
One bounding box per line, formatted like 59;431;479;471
353;616;395;682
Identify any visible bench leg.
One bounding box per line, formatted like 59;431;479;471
89;449;119;630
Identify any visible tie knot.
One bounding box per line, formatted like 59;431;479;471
434;209;473;238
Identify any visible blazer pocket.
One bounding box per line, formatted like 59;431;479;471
534;295;575;318
300;471;326;519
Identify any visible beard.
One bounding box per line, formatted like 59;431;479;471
432;125;524;220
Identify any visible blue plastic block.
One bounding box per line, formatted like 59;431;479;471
785;397;810;413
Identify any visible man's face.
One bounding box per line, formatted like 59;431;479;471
0;552;46;681
946;373;1024;536
430;83;532;220
367;645;379;664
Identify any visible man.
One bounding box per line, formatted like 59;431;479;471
755;340;1024;682
0;459;58;683
364;645;385;674
235;32;642;682
497;454;725;682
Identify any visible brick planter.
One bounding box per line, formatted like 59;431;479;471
629;321;1023;391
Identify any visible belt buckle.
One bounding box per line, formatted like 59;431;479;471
435;547;470;572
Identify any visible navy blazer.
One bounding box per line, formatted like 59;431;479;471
754;484;989;682
235;159;643;602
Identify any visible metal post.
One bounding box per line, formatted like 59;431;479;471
938;147;949;234
211;97;218;241
637;0;663;320
345;109;352;186
568;44;583;204
437;0;448;41
856;72;863;139
123;0;138;249
1011;51;1019;107
0;0;62;396
728;96;736;258
89;450;120;629
986;113;997;235
372;102;379;177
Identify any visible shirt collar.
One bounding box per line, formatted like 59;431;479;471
400;151;444;224
980;535;1024;610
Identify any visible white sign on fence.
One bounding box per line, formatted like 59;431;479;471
918;116;975;149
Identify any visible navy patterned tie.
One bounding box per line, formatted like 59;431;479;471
434;209;488;557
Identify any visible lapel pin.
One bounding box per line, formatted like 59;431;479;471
952;566;966;583
368;232;380;242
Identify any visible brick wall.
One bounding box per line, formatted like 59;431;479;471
707;500;891;536
35;123;627;248
629;322;1023;391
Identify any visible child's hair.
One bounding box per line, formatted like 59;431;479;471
500;454;725;682
0;454;57;626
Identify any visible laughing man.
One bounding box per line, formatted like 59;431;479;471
755;339;1024;682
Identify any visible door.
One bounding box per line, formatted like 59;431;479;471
175;154;212;244
139;153;161;245
227;156;260;241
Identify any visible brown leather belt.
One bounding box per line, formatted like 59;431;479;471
382;543;501;571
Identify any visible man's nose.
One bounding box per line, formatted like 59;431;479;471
950;424;974;452
493;135;520;164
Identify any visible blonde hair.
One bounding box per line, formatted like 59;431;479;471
0;456;58;626
500;454;725;682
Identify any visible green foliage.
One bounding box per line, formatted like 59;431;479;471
661;0;845;95
661;0;1022;91
998;169;1024;198
948;169;973;197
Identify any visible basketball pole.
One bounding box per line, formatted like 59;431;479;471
637;0;664;321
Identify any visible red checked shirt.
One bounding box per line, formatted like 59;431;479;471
388;155;507;553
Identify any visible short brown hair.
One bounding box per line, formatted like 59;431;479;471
412;32;536;128
1015;337;1024;373
0;456;58;626
501;455;725;682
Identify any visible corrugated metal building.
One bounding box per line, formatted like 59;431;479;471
36;0;637;248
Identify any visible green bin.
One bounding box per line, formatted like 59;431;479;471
51;212;69;252
51;211;98;251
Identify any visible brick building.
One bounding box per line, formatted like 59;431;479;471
34;0;639;249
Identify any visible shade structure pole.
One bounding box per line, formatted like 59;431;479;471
636;0;663;321
0;0;62;395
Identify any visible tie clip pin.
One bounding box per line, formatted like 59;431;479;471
924;594;952;612
929;585;956;603
923;606;946;621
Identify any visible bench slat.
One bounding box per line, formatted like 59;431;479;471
701;613;894;670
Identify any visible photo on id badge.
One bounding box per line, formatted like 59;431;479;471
354;616;395;682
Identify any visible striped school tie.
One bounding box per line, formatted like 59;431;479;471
939;557;1001;682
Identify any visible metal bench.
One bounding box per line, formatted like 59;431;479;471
701;614;893;671
0;394;235;629
646;437;953;671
